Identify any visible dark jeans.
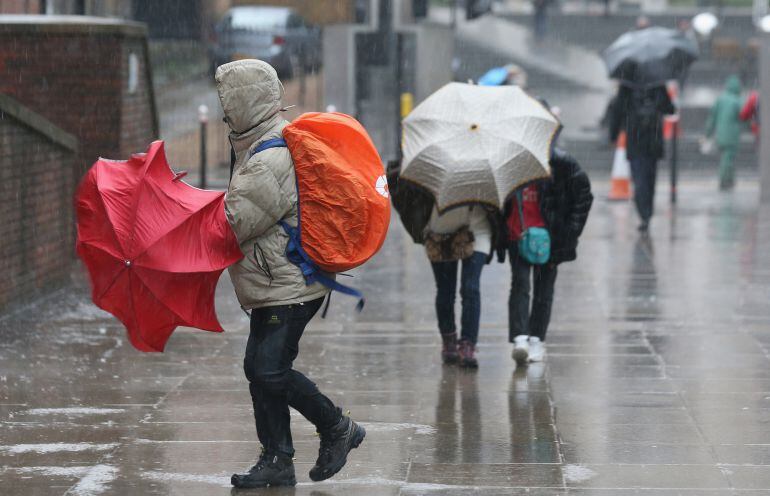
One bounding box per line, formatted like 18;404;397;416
245;297;340;457
508;246;558;342
629;156;658;223
430;251;486;344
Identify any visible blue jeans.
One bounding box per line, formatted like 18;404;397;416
508;246;558;342
245;297;341;457
430;251;487;344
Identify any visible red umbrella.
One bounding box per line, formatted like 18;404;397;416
75;141;243;352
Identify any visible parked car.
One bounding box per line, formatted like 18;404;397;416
208;6;321;79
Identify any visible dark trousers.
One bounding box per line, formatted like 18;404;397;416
245;297;340;457
718;145;737;190
534;6;547;39
508;246;558;342
629;156;658;223
430;251;486;345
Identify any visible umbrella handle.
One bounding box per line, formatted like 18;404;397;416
172;171;188;182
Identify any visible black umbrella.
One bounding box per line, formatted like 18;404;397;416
602;27;699;87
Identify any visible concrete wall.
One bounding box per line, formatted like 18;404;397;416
323;25;357;114
0;16;158;177
0;95;78;312
232;0;355;25
412;22;453;103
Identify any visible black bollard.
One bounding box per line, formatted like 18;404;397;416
198;104;209;190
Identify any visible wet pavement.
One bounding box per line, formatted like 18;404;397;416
2;176;770;495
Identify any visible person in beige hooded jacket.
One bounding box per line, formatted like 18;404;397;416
217;59;365;489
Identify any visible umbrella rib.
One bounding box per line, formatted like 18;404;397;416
76;241;130;305
131;192;228;271
92;167;131;258
128;268;192;352
95;264;127;305
131;266;218;331
126;269;161;352
127;144;161;235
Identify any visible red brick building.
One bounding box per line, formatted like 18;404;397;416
0;94;78;311
0;15;158;176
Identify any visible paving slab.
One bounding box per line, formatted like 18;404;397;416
2;178;770;494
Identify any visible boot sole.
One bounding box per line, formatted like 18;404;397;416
512;348;529;366
442;355;459;365
230;474;296;488
459;358;478;369
309;423;366;482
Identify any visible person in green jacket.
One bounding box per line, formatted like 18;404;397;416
706;75;745;190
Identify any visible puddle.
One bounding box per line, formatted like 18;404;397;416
0;442;118;454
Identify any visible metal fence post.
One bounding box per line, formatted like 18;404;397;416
198;104;209;189
671;120;678;204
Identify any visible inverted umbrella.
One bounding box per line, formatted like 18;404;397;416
401;82;560;212
75;141;243;352
602;27;699;87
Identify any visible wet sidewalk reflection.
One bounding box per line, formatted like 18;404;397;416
2;180;770;494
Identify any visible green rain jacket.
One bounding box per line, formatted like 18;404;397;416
706;76;745;148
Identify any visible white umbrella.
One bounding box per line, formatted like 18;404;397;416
401;82;560;212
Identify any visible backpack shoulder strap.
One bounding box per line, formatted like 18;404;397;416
278;220;365;312
249;138;288;158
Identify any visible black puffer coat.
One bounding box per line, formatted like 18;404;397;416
387;161;502;264
609;84;675;161
499;148;593;265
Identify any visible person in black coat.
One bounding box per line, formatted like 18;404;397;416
499;148;593;364
609;83;675;231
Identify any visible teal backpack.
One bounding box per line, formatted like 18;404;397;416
516;189;551;265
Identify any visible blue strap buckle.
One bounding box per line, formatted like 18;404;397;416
278;221;365;312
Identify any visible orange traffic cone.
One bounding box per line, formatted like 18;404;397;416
608;131;631;201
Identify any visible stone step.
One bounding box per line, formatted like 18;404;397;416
562;134;758;172
498;12;759;87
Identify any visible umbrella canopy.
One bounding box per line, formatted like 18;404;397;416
401;82;560;212
602;27;699;87
75;141;243;352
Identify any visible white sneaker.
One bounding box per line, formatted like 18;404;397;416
512;335;529;365
528;337;546;362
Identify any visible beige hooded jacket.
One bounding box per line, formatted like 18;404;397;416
216;59;328;309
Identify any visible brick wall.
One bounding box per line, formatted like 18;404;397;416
0;1;43;14
0;16;158;178
0;96;77;312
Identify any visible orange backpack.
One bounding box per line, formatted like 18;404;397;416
251;112;390;308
